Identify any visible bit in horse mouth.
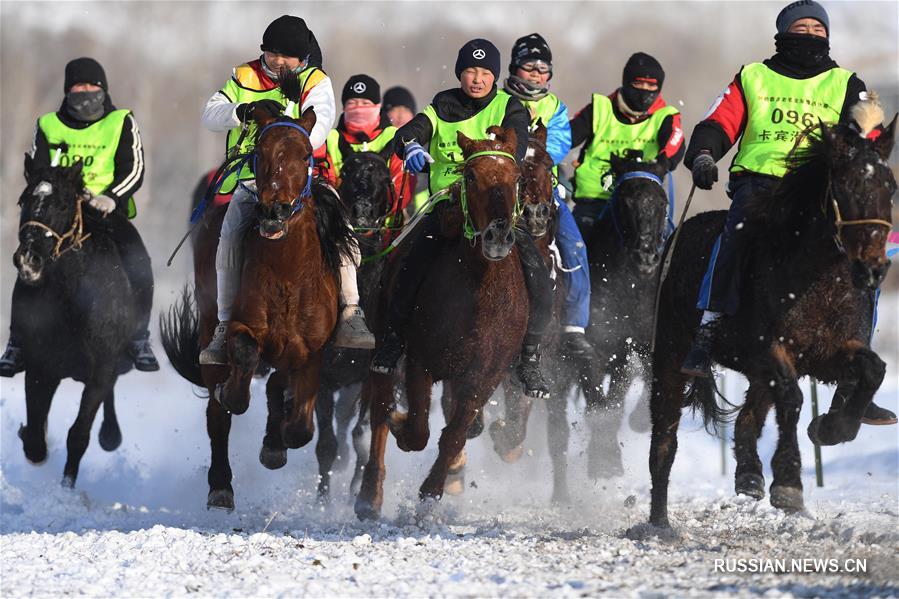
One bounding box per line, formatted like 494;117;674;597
259;228;286;240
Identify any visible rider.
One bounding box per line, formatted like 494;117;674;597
568;52;684;238
320;74;414;208
0;57;159;376
369;38;554;399
679;0;894;424
198;15;374;365
383;86;431;214
503;33;595;361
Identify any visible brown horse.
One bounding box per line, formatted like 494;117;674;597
354;126;528;520
646;116;895;530
161;106;355;511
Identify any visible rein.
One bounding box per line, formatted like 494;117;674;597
599;170;672;247
20;196;92;259
825;175;892;254
459;150;520;241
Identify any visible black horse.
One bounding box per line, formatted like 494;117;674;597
647;116;895;529
312;147;397;500
12;157;136;486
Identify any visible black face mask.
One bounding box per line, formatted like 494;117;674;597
774;32;831;69
621;85;658;113
65;90;106;122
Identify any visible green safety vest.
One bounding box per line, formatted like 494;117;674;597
219;64;326;193
731;62;851;177
522;93;562;176
423;90;511;194
325;125;397;180
38;109;137;218
574;94;678;200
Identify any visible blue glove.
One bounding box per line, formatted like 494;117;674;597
403;141;433;173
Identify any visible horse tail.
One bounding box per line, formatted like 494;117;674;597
159;285;204;387
312;181;355;277
684;375;738;434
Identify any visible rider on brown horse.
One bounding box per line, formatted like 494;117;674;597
369;38;555;399
198;15;375;364
680;0;895;424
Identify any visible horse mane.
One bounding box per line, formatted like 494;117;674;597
311;179;355;276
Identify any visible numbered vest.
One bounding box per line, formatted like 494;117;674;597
219;64;325;193
732;62;851;177
574;94;678;200
423;91;511;194
38;109;137;217
523;93;562;176
325;125;397;180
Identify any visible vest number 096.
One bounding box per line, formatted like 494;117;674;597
771;108;815;128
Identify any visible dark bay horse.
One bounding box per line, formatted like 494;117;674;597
13;157;133;486
647;116;895;529
355;126;528;520
316;146;396;500
161;106;355;511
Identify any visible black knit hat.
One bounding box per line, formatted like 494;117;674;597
383;86;416;113
64;57;108;92
454;38;501;80
342;74;380;105
260;15;312;59
509;33;552;72
622;52;665;88
776;0;829;35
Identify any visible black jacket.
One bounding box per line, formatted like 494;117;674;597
393;86;530;166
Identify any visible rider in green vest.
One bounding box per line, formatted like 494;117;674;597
198;15;376;366
0;57;158;377
382;86;430;214
369;38;555;399
568;52;685;240
680;1;894;425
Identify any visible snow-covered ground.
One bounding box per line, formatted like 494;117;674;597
1;297;897;597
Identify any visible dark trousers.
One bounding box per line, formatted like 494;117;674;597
387;211;552;347
9;215;153;344
696;176;775;315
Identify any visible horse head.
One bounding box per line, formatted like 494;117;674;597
608;153;670;276
251;105;317;240
457;126;521;261
820;114;896;290
520;121;556;239
14;155;87;285
339;145;393;231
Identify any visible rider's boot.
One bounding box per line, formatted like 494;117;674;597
516;344;551;399
130;332;160;372
681;311;719;378
199;321;229;366
333;305;376;350
0;339;24;378
370;328;405;375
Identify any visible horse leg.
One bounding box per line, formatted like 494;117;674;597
20;370;60;465
547;384;571;504
628;352;653;433
282;356;322;449
390;360;431;452
648;358;687;528
355;374;392;520
206;397;234;511
808;343;887;446
419;380;488;502
733;380;773;500
98;390;122;451
216;325;259;415
315;391;338;501
260;370;288;470
334;383;360;472
350;390;370;498
489;378;532;463
588;353;627;479
767;344;805;512
62;369;116;487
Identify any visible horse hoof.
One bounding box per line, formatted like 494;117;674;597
387;409;407;435
770;486;804;512
626;521;680;541
214;383;249;416
98;420;122;452
628;404;652;433
259;446;287;470
61;475;76;489
354;498;381;521
19;425;48;465
551;489;571;505
588;454;624;480
500;445;524;464
281;423;314;449
466;412;485;439
807;414;859;446
207;489;235;512
444;475;465;496
735;473;765;500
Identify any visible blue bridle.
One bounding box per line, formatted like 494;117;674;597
598;170;675;247
190;121;314;225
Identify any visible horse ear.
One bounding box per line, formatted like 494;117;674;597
252;105;279;130
23;153;34;183
531;120;548;147
457;130;475;155
67;159;84;183
378;142;394;163
872;113;897;161
298;106;317;134
609;153;625;176
654;153;669;175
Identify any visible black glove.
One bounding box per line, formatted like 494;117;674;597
691;152;718;190
236;99;285;122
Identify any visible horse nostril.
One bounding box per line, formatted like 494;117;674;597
539;205;550;217
504;229;515;245
484;228;496;243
